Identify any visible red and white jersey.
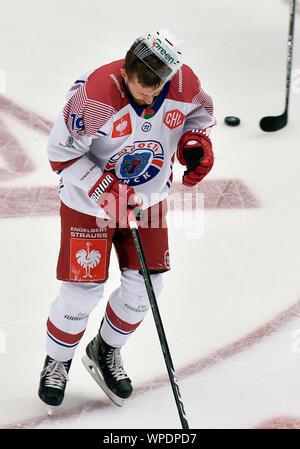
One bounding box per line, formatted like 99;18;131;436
47;59;216;217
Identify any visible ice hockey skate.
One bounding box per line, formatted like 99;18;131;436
38;355;72;408
82;333;133;407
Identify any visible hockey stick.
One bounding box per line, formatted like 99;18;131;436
127;210;189;429
259;0;296;131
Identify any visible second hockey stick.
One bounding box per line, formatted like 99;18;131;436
259;0;296;131
127;210;189;430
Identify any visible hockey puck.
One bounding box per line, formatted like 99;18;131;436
224;116;240;127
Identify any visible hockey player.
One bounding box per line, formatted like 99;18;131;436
38;28;215;408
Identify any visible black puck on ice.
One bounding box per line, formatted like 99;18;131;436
224;116;240;127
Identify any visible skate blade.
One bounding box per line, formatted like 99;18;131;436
46;405;54;416
82;354;125;407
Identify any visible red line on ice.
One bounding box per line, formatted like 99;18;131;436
0;94;52;134
0;93;51;182
0;179;260;219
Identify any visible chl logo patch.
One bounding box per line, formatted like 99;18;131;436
164;109;185;129
112;113;132;138
70;239;107;281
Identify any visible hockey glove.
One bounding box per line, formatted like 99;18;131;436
177;131;214;187
89;172;143;227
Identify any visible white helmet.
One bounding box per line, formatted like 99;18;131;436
129;28;183;82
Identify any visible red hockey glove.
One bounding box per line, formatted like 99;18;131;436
177;131;214;187
89;172;143;227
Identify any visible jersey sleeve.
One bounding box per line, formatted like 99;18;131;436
62;79;117;141
47;108;103;193
170;64;216;136
47;65;122;192
183;77;216;137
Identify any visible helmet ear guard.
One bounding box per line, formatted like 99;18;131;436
129;28;183;82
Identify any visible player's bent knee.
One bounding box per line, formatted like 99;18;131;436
121;269;163;302
58;281;105;314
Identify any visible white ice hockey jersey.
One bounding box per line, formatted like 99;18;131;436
47;59;215;217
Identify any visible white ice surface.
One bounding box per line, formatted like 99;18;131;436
0;0;300;430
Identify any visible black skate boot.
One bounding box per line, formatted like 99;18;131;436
82;333;132;407
38;355;72;407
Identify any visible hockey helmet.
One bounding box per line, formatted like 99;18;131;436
129;28;183;82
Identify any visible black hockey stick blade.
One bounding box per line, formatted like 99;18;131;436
259;0;296;132
259;111;288;132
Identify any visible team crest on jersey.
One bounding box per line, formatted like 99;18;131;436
105;140;164;186
163;109;185;129
112;113;132;138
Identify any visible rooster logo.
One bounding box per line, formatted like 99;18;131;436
75;242;101;279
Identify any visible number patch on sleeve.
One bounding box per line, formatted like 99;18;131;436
71;113;85;132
